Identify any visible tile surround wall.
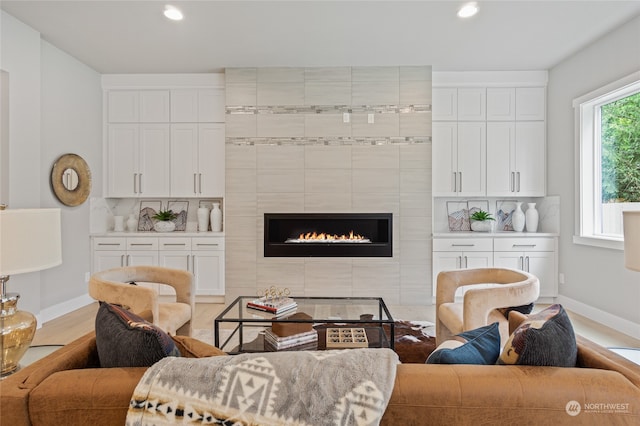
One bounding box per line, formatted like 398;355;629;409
225;66;432;305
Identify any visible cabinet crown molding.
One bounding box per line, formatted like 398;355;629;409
433;71;548;87
102;73;225;89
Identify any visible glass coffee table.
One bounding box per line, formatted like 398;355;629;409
214;296;394;354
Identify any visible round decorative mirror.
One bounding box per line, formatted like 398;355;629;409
50;154;91;206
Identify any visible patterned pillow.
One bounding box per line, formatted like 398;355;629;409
95;302;181;368
426;322;501;365
497;304;577;367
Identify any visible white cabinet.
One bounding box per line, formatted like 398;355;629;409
432;238;493;296
432;88;485;121
92;235;225;297
432;235;558;299
192;236;225;296
486;88;516;121
106;124;170;197
516;88;545;121
486;120;545;197
493;237;557;298
170;89;225;123
432;122;486;196
107;90;170;123
170;123;225;197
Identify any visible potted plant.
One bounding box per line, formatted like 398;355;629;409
470;210;494;232
153;209;177;232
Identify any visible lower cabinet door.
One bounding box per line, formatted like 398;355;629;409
192;251;224;295
92;251;125;273
525;252;556;298
158;252;191;295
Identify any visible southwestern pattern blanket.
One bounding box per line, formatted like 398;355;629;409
126;348;399;426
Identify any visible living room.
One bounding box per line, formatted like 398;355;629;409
2;0;638;343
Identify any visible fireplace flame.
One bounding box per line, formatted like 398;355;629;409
290;230;370;243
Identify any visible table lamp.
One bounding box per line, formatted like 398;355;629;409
623;211;640;272
0;206;62;376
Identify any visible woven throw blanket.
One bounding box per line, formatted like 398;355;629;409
126;348;399;426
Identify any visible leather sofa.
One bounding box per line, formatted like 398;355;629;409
2;315;640;425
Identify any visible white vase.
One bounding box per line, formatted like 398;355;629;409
512;202;525;232
197;207;210;232
154;220;175;232
126;214;138;232
210;202;222;232
525;203;539;232
113;215;124;232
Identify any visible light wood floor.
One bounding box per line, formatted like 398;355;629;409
32;302;640;349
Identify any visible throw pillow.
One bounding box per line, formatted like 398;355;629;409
497;304;577;367
426;322;501;365
497;302;535;318
95;302;181;368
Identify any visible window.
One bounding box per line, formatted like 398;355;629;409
574;71;640;249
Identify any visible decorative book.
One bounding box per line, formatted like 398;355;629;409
325;328;369;349
247;296;297;315
264;328;318;350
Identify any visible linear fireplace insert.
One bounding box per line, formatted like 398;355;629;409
264;213;392;257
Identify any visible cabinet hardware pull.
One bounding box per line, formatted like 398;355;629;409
516;172;521;192
452;172;457;192
163;243;186;246
98;243;121;246
193;174;197;194
458;172;462;192
198;173;202;194
511;172;515;192
133;173;138;193
525;256;530;272
513;244;536;248
121;254;125;266
519;256;524;270
458;256;462;269
196;243;219;247
464;255;468;268
452;244;475;247
139;174;143;194
127;255;131;265
130;243;153;247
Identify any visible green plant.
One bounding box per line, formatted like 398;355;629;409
470;210;494;221
153;209;177;221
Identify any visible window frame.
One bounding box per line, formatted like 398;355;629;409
573;71;640;250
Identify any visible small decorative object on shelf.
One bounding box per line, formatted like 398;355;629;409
210;201;222;232
113;215;124;232
470;210;495;232
197;206;210;232
512;202;525;232
326;328;369;349
153;209;177;232
167;200;188;231
447;201;470;231
126;214;137;232
138;200;161;231
525;203;539;232
496;200;517;231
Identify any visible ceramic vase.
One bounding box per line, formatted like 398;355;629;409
525;202;539;232
512;202;525;232
127;214;138;232
154;220;176;232
197;207;210;232
113;215;124;232
210;202;222;232
471;220;492;232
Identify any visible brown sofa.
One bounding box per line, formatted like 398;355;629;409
2;319;640;425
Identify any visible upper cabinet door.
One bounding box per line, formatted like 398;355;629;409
171;89;199;122
516;87;546;121
457;88;486;121
106;124;138;197
139;91;170;122
108;91;139;122
138;124;171;196
432;122;458;196
456;122;486;196
486;88;516;121
198;89;226;122
432;88;457;121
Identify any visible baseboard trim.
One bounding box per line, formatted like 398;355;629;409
557;295;640;341
36;294;94;327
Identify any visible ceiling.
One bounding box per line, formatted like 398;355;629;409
2;1;640;74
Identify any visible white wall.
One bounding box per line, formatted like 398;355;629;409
548;15;640;337
1;11;102;321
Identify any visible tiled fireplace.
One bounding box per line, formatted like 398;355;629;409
224;66;432;304
264;213;393;257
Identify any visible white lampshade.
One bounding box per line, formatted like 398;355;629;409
623;211;640;272
0;208;62;276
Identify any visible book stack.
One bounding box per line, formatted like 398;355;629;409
264;328;318;351
247;296;297;316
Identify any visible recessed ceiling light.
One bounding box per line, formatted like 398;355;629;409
164;5;183;21
457;2;479;18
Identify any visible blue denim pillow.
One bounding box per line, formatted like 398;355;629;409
426;322;501;365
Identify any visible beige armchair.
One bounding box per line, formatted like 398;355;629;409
89;266;195;336
436;267;540;346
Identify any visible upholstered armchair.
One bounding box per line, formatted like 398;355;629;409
89;265;195;336
435;267;540;346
